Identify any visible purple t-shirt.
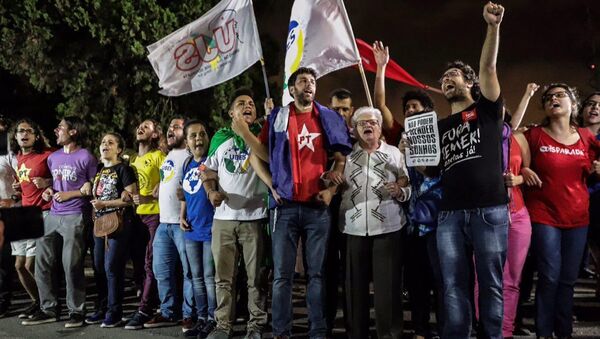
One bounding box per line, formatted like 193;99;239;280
48;148;97;215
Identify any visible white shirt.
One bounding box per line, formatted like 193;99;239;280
339;141;411;236
0;153;17;199
204;138;267;221
159;148;190;224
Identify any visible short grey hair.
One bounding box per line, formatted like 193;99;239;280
351;106;383;128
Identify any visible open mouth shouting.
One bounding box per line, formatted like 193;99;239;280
443;83;455;95
167;131;175;141
302;88;315;100
549;101;562;110
192;141;205;150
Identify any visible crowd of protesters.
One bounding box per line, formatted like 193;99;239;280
1;2;600;339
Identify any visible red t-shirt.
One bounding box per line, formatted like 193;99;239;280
259;105;328;202
17;150;53;210
524;127;599;228
383;119;403;147
508;135;525;213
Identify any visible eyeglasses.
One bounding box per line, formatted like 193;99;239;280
584;100;600;108
542;91;569;103
357;119;379;127
16;128;35;135
439;69;463;84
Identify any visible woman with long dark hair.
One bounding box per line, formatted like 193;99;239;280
86;132;137;327
521;84;600;338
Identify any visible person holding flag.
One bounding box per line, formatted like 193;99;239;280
203;89;269;339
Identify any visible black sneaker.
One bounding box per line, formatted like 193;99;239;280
65;313;85;328
18;301;39;319
22;311;58;325
201;320;218;338
121;310;136;322
124;311;150;330
0;303;9;318
184;319;206;337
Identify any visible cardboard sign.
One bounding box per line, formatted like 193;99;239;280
404;111;440;167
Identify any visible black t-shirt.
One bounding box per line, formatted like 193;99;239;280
92;162;137;216
437;95;508;210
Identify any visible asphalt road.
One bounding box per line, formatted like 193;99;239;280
0;268;598;338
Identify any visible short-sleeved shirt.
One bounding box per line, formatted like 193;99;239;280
48;148;97;215
92;163;136;217
525;127;600;228
204;137;267;221
0;153;17;200
159;148;190;224
259;105;328;202
17;150;53;210
182;157;214;242
437;96;508;210
130;149;165;215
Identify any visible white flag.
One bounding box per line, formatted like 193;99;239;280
282;0;361;104
147;0;263;97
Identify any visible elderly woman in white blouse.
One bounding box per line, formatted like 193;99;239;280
338;106;410;339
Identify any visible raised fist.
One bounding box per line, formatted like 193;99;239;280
483;2;505;26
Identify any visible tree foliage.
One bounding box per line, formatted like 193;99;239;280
0;0;277;148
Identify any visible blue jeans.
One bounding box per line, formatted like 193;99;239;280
152;223;194;319
93;212;133;319
436;205;508;339
271;203;330;338
532;223;588;337
185;239;216;321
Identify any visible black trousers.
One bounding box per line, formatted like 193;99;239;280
345;230;403;339
325;195;347;333
404;231;444;337
0;242;14;306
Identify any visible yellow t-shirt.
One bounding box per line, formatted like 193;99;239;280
130;149;165;215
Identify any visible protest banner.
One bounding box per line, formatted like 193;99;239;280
404;111;440;167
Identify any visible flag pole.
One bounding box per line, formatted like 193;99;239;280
424;85;443;95
338;0;373;107
260;58;271;99
358;62;373;107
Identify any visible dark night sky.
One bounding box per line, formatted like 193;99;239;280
3;0;600;128
256;0;600;123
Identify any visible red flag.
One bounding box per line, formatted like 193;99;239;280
356;38;429;90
